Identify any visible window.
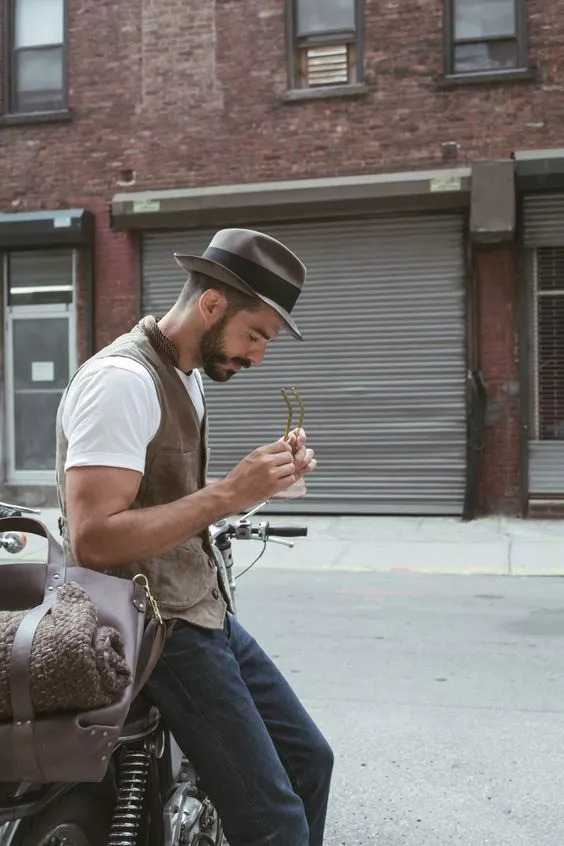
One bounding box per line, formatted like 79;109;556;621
533;248;564;441
7;249;74;305
3;249;76;480
5;0;67;114
287;0;363;90
445;0;527;77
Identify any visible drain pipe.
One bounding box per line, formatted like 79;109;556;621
463;369;487;521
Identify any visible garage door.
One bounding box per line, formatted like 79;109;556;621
142;214;467;514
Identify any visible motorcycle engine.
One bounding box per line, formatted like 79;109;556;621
164;761;222;846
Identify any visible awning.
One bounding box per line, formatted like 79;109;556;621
110;167;472;230
514;148;564;191
0;209;95;249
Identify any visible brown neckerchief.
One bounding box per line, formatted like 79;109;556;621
138;315;180;369
138;314;200;391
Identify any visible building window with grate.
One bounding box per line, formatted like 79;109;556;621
444;0;527;78
5;0;67;115
533;248;564;441
287;0;364;91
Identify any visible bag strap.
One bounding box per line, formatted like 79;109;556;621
0;516;65;594
132;618;166;700
1;517;66;780
9;597;55;781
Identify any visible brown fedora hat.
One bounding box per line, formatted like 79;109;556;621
174;228;305;340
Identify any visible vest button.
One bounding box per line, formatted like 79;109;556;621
212;588;220;600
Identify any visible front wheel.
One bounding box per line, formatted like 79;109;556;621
19;782;114;846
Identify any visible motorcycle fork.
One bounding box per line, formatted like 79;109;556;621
215;536;236;618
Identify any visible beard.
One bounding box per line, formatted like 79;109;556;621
199;317;251;382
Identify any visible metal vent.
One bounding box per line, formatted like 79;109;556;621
524;194;564;247
537;247;564;440
304;44;349;87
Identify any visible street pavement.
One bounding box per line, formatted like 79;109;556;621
3;509;564;844
4;509;564;576
238;567;564;846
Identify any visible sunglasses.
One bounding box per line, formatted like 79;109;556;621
280;387;305;441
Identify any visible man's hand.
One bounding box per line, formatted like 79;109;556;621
270;428;317;500
221;440;297;511
287;428;317;479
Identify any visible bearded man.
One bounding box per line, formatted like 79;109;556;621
55;229;333;846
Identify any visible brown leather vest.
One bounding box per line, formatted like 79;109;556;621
56;322;227;629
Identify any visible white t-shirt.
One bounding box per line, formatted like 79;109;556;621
62;357;205;473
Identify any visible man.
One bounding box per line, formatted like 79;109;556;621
56;228;333;846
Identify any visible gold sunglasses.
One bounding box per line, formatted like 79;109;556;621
280;387;305;441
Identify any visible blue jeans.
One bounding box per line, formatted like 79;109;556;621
144;614;333;846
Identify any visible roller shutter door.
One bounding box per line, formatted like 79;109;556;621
142;214;467;514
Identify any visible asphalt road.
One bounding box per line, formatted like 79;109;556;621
236;567;564;846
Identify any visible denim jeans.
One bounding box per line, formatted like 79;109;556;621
144;613;333;846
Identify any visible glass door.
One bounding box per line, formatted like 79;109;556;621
3;250;76;483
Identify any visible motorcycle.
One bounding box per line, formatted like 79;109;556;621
0;502;40;555
0;502;307;846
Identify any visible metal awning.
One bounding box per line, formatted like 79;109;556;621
0;209;95;249
514;148;564;192
111;167;472;230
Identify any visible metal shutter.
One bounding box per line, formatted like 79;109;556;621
142;214;467;514
524;194;564;247
524;194;564;497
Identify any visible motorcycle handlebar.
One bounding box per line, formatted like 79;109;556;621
0;508;22;519
259;525;308;538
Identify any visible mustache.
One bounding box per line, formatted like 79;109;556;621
230;357;252;369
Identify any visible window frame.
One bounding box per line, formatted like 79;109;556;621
444;0;528;79
2;248;77;483
286;0;365;92
3;0;69;117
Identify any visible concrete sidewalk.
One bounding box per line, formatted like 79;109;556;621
2;509;564;576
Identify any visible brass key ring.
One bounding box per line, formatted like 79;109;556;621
133;573;163;625
281;387;305;441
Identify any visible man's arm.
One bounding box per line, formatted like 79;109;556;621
66;440;297;571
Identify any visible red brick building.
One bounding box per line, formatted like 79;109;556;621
0;0;563;517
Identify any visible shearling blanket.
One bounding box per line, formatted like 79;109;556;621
0;581;131;720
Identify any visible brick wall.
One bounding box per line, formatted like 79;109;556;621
474;245;522;515
73;211;139;358
1;0;559;511
1;1;561;351
92;212;140;350
1;0;563;206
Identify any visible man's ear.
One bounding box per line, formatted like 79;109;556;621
198;289;228;325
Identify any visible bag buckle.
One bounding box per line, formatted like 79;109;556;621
132;574;163;625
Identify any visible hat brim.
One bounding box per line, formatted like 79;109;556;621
174;253;303;341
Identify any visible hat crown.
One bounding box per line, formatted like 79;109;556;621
173;227;306;340
208;229;306;289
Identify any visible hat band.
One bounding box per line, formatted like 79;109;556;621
202;246;300;313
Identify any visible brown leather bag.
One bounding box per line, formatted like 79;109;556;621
0;517;166;783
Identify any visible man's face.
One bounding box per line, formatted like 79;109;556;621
199;303;285;382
